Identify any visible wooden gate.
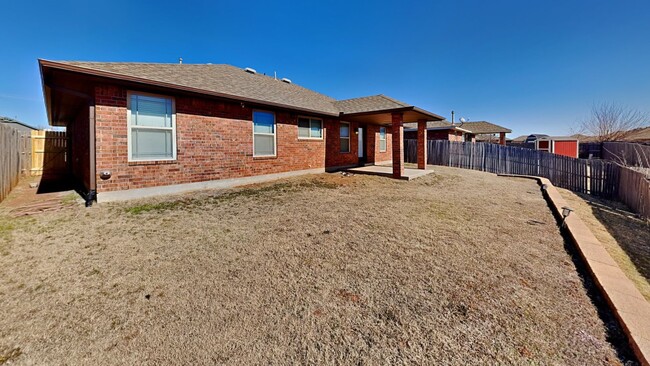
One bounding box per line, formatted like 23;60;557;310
31;130;68;177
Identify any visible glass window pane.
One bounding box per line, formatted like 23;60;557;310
253;111;275;134
380;139;387;152
340;138;350;153
298;118;310;138
254;134;275;156
380;127;386;140
340;123;350;138
132;95;172;127
132;129;173;159
310;119;322;138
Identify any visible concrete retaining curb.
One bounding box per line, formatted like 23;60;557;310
499;174;650;366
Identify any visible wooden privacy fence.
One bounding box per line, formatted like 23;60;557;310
617;168;650;219
0;124;31;202
406;139;650;219
405;140;621;198
602;142;650;169
31;130;67;177
579;142;650;168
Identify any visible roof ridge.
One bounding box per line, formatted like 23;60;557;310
57;60;231;66
377;94;410;107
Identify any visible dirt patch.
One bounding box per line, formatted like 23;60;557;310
557;188;650;301
0;167;636;365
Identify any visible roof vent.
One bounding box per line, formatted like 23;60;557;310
281;78;292;84
244;67;257;74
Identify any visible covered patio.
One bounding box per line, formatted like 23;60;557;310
336;95;445;179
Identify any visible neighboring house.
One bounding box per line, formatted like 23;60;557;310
625;127;650;143
0;116;37;134
460;121;512;145
39;60;444;205
404;120;511;145
403;120;471;142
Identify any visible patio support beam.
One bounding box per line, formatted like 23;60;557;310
499;132;506;145
391;112;404;179
417;119;427;170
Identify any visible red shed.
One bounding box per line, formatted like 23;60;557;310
528;135;579;158
551;138;579;158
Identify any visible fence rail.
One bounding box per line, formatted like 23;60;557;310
407;139;650;219
0;124;31;202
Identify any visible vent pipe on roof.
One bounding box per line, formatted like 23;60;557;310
244;67;257;74
281;78;292;84
179;57;183;64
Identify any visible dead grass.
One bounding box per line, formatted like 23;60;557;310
557;188;650;301
0;167;635;365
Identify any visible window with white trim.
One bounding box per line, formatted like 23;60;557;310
379;127;387;152
298;117;322;139
253;111;276;156
340;122;350;153
128;93;176;161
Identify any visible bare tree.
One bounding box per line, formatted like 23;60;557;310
580;102;648;142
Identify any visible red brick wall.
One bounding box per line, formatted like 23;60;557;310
325;120;358;168
367;124;392;163
94;85;326;193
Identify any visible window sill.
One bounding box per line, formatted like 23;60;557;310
298;137;324;141
128;160;178;166
253;155;278;160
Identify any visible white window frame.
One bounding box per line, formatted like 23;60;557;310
127;91;177;162
379;127;387;152
297;116;323;140
340;122;351;153
252;110;277;157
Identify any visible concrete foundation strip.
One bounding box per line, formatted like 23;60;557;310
499;174;650;365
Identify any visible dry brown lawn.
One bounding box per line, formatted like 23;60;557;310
0;166;636;365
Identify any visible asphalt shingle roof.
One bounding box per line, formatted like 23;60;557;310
42;60;445;121
55;62;341;115
334;95;411;114
459;121;511;134
0;116;36;130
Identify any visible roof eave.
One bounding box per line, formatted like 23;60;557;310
38;60;340;118
38;59;53;126
340;106;444;121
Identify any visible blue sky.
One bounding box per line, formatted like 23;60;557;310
1;0;649;137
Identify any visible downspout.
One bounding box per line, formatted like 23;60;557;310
86;101;97;207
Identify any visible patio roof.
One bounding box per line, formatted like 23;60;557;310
336;95;444;125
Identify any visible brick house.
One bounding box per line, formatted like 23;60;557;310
404;120;511;145
39;60;443;205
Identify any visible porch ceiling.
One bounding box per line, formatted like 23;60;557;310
340;107;443;125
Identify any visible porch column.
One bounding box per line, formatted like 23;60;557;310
417;119;427;170
391;112;404;179
499;132;506;145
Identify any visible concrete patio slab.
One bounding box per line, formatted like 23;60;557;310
345;165;434;180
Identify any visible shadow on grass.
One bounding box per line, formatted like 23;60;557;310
576;192;650;282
